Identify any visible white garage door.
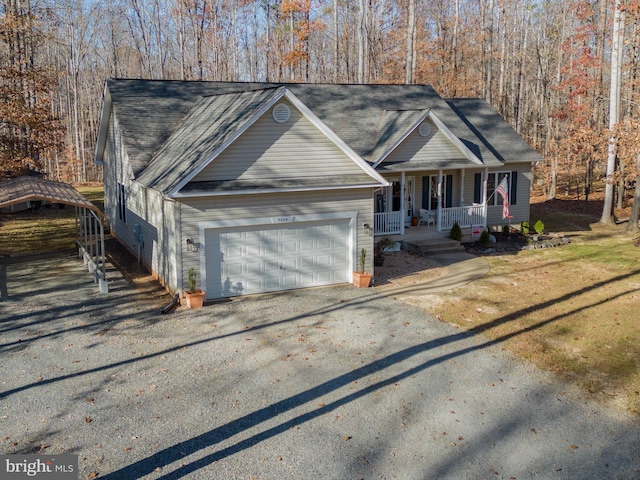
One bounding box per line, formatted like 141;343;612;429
204;219;351;298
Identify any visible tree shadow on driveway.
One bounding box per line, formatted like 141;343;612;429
98;270;640;480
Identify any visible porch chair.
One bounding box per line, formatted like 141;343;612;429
418;208;435;227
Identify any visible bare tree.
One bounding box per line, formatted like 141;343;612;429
405;0;415;84
601;0;624;225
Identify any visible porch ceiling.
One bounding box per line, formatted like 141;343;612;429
376;157;483;172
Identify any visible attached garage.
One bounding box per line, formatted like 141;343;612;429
201;213;355;299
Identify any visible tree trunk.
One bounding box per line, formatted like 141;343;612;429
357;0;366;84
333;0;339;83
405;0;415;84
485;0;494;103
601;0;624;225
627;152;640;233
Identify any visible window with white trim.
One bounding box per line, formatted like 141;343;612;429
475;171;518;206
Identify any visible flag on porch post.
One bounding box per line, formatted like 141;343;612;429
496;176;510;219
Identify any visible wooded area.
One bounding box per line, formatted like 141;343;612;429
1;0;640;228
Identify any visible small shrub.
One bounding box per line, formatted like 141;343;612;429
374;237;394;266
534;219;545;235
188;267;197;293
358;248;367;273
502;224;510;237
450;222;463;241
520;221;530;235
480;230;491;246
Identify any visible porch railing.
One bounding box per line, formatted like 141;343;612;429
440;204;486;230
374;211;402;235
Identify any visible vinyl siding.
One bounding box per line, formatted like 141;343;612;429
463;164;531;225
178;189;373;294
126;184;179;293
192;99;366;182
103;111;180;293
385;120;468;165
103;112;135;249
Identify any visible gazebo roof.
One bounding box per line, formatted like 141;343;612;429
0;176;104;220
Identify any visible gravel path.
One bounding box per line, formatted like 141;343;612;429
1;252;639;479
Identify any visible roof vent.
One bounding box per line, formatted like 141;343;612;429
418;122;431;137
272;103;290;123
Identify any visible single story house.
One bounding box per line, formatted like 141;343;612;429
94;79;542;300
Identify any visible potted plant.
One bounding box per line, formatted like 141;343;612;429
353;248;372;288
184;266;205;309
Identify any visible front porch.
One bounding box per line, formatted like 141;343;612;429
374;204;486;236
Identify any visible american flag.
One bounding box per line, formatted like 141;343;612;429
496;176;510;219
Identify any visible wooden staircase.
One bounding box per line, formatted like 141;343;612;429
402;237;466;255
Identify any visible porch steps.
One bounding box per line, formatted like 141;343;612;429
402;237;466;256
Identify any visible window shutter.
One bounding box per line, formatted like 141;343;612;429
510;171;518;205
422;176;430;209
446;175;453;208
474;173;482;204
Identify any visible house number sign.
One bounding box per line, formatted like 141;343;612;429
272;216;294;223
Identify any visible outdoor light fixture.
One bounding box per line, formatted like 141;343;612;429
186;238;195;252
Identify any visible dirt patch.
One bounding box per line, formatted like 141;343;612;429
105;237;170;300
374;250;447;288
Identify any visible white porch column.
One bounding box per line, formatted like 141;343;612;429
436;169;443;232
482;167;489;227
400;171;405;235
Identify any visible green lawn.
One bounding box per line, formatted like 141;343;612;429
0;185;104;255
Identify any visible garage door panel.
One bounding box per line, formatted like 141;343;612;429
224;245;243;259
246;243;262;256
206;219;351;298
300;255;315;269
316;271;332;283
333;252;348;265
281;257;297;270
299;239;315;251
282;273;299;287
282;241;298;253
224;262;243;276
223;231;243;241
246;261;262;274
314;254;330;267
264;276;280;290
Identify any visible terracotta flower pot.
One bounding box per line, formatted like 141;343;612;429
353;271;372;288
184;290;205;309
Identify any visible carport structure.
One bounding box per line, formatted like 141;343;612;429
0;176;108;292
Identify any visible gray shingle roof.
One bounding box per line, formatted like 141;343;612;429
102;79;541;194
445;98;544;165
137;87;285;193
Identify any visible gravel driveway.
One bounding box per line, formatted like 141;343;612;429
1;251;639;479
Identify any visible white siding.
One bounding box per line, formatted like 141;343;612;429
103;112;135;248
103;111;180;294
192;99;366;182
178;190;373;295
463;164;532;226
385;120;467;165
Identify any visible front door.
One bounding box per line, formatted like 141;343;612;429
378;176;415;226
404;176;415;225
